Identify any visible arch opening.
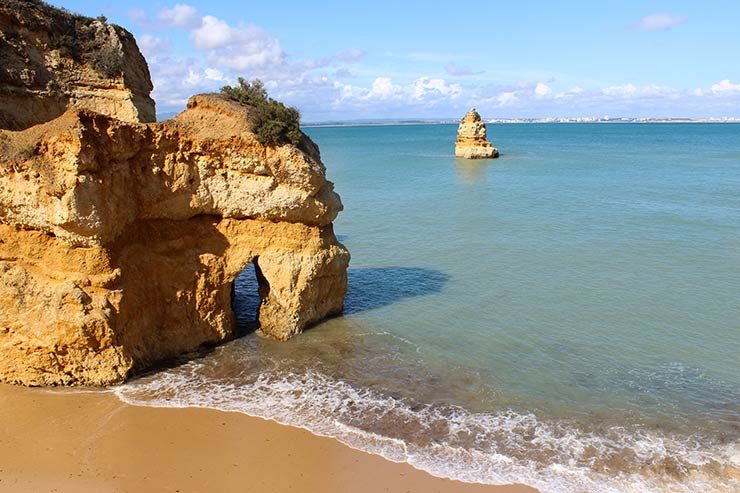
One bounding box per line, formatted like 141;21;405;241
231;258;269;337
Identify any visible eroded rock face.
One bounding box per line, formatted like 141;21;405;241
0;2;348;386
455;108;499;159
0;95;343;246
0;94;349;386
0;0;155;130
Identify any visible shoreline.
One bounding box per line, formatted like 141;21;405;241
0;383;535;493
302;120;740;127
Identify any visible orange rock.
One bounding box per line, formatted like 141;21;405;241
455;108;499;159
0;1;155;130
0;2;348;386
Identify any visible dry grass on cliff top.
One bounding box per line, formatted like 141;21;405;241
1;0;126;79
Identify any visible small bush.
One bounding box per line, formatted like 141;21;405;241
49;17;97;60
220;78;267;107
89;45;122;78
45;79;61;93
220;78;301;146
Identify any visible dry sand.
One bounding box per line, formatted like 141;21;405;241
0;383;536;493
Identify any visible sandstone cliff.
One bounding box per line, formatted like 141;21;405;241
455;108;499;159
0;2;349;386
0;0;155;130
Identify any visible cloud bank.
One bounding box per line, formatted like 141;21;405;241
134;4;739;121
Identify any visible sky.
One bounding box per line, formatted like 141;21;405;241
50;0;740;121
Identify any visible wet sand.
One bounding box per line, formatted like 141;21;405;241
0;384;535;492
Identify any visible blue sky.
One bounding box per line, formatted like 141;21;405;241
51;0;740;121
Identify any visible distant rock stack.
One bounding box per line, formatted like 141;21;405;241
455;108;499;159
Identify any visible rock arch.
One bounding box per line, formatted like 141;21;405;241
0;2;348;386
0;98;349;386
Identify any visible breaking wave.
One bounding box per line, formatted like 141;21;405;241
114;361;739;493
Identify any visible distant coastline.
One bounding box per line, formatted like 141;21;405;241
302;117;740;127
154;110;740;127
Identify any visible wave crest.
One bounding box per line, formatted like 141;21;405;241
114;363;738;493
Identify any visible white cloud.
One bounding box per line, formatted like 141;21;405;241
602;84;637;97
370;77;400;99
190;17;284;70
333;81;369;101
334;68;353;78
634;13;687;31
601;84;680;99
554;87;585;99
410;77;461;101
332;76;462;107
534;82;552;97
138;35;171;59
497;92;519;106
191;15;232;49
158;4;200;29
204;68;228;82
711;79;740;93
641;85;680;98
183;68;202;87
182;67;228;88
137;6;739;121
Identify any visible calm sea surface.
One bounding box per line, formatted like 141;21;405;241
117;124;740;492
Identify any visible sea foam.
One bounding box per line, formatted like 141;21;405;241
114;362;738;493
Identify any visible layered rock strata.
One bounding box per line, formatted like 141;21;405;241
0;0;155;130
454;108;499;159
0;95;349;386
0;2;349;386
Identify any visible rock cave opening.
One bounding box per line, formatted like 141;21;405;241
232;259;268;337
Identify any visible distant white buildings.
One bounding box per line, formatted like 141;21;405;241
485;116;740;124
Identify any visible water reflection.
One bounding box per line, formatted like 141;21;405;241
455;158;489;183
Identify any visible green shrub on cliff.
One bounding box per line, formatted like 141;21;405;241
89;45;123;78
220;78;302;146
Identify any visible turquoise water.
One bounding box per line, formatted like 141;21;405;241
117;124;740;492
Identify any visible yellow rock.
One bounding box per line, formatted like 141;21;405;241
0;3;349;386
0;96;350;386
454;108;499;159
0;1;155;130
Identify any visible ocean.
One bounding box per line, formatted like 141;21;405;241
115;123;740;492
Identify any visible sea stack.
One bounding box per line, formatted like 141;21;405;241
0;1;349;386
454;108;499;159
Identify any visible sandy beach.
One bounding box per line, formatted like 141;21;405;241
0;384;535;493
1;3;737;492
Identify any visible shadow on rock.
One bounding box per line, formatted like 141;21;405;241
235;265;450;325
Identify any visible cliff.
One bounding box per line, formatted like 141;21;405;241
0;2;349;386
455;108;499;159
0;0;155;130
